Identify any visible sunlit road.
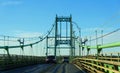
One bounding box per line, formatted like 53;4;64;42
45;63;86;73
0;63;86;73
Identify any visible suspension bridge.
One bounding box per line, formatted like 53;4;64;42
0;15;120;73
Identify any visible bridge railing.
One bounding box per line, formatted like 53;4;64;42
73;53;120;73
0;54;45;70
81;52;120;62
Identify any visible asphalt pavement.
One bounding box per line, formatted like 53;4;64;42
0;63;87;73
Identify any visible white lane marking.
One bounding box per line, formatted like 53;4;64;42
74;64;86;73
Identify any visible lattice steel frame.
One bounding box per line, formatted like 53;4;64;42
46;15;75;57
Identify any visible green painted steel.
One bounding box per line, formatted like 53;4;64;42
0;24;55;49
83;41;120;49
47;15;75;57
0;40;40;49
99;42;120;49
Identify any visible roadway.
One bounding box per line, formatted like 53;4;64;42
0;63;86;73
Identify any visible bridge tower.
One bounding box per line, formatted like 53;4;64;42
46;15;75;58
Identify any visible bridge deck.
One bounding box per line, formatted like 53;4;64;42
0;64;86;73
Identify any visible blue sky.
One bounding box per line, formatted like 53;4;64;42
0;0;120;37
0;0;120;56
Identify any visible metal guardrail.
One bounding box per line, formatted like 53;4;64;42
0;54;46;70
73;56;120;73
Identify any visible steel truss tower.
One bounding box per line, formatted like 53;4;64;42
46;15;75;58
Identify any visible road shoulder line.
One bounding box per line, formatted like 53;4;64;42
74;64;86;73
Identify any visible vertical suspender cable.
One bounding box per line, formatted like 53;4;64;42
59;21;61;56
4;36;6;54
101;30;103;45
7;36;9;46
66;21;68;40
95;30;98;46
60;22;61;40
22;38;24;59
89;36;91;55
46;36;48;56
3;36;6;63
101;30;103;55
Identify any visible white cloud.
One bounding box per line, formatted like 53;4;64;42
82;27;114;33
83;28;120;47
0;30;46;56
81;27;113;40
12;30;42;38
102;30;120;44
